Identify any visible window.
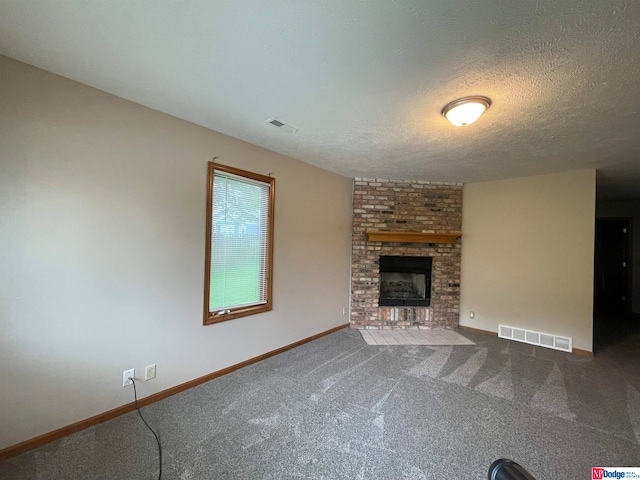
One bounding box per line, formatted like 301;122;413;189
203;162;275;324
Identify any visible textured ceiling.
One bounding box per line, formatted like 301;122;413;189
1;0;639;199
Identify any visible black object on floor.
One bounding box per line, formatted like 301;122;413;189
489;458;536;480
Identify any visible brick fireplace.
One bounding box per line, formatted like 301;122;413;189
350;178;462;329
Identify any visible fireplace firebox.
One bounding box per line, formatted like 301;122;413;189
379;256;432;307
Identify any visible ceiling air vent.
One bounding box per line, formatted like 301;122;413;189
265;117;299;133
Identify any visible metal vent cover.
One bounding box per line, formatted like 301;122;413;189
265;117;299;133
498;324;572;353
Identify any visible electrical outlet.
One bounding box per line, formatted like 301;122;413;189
145;364;156;381
342;307;347;316
469;311;475;319
122;368;135;387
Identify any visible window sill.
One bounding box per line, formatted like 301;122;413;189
203;303;272;325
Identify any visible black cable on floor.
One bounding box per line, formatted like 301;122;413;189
131;378;162;480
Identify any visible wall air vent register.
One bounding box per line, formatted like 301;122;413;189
498;324;572;353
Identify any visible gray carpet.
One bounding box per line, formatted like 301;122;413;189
2;327;640;479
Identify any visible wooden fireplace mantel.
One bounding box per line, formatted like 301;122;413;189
365;231;462;244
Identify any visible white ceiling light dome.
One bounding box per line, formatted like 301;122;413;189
441;96;491;127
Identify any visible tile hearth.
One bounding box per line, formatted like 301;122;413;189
359;329;475;346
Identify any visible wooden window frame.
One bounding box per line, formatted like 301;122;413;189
203;162;275;325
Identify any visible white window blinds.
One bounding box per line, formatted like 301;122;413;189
208;170;270;312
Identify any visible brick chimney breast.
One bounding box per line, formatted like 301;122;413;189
350;178;463;330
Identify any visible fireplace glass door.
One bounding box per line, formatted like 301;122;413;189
379;256;432;306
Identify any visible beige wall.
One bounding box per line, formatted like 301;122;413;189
0;56;353;450
596;200;640;313
460;170;596;351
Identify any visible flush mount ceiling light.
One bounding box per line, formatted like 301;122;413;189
441;96;491;127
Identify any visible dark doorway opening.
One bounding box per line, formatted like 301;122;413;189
594;217;635;350
594;218;632;315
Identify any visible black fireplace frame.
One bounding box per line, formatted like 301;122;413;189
378;256;432;307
